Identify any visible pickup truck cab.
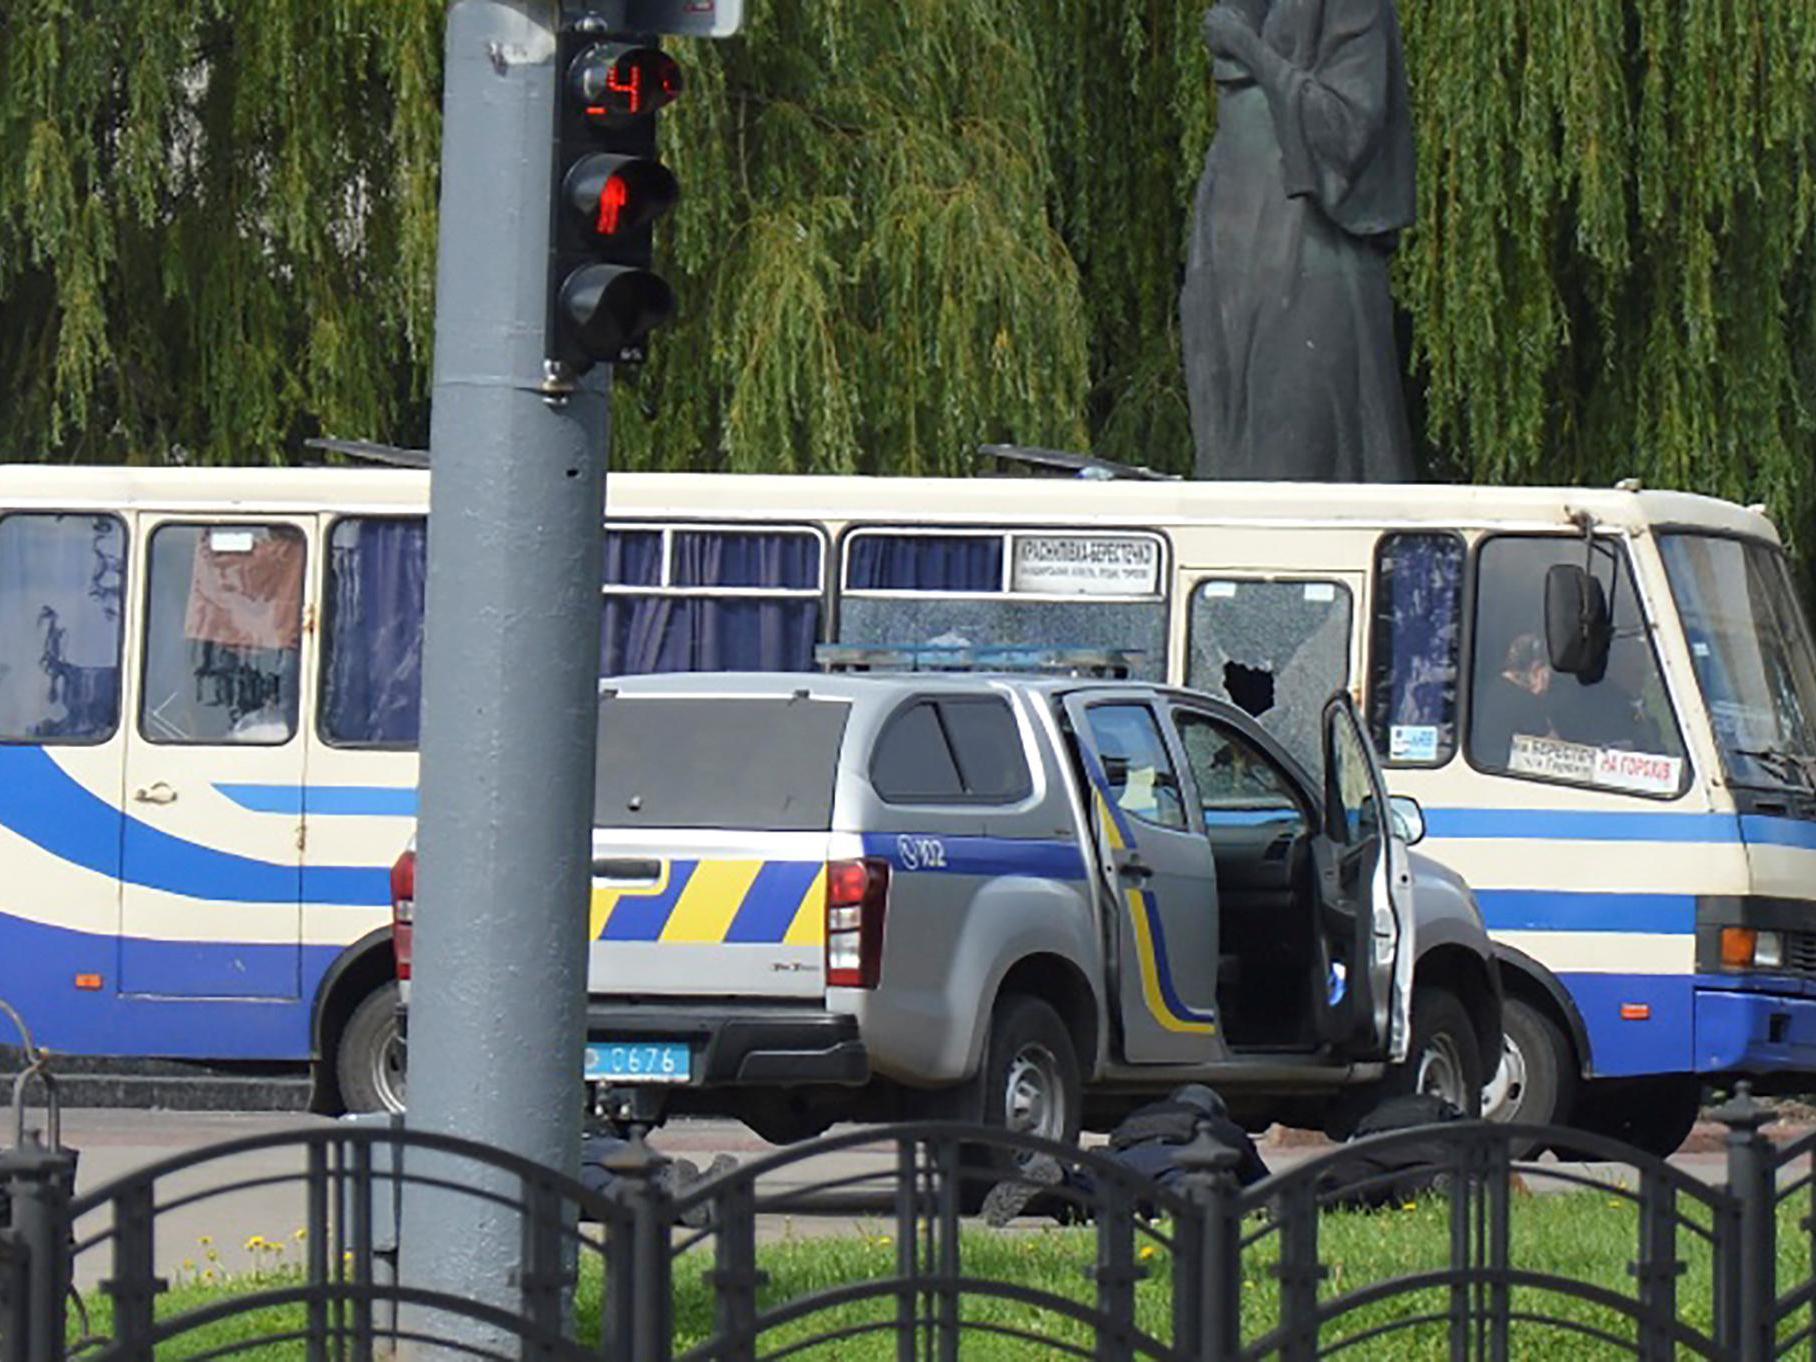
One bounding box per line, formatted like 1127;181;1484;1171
562;664;1501;1143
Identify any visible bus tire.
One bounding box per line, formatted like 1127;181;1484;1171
1484;996;1577;1156
337;982;406;1115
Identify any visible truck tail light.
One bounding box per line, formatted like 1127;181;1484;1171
391;849;416;982
825;857;890;989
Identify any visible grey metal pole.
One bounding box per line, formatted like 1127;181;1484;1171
399;0;607;1351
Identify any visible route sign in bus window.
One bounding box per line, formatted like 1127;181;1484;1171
839;529;1168;680
0;513;126;743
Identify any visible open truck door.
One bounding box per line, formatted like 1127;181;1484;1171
1313;692;1416;1064
1062;692;1223;1068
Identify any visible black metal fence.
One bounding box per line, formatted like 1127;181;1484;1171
3;1090;1815;1361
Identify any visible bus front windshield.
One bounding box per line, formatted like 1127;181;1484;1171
1660;534;1816;793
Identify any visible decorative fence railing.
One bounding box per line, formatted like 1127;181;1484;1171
3;1088;1816;1361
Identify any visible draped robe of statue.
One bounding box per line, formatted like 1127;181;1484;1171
1181;0;1417;481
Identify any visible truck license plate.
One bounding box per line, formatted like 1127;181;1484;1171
585;1041;692;1084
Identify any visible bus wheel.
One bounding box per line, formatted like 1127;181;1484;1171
1482;997;1577;1157
338;982;406;1114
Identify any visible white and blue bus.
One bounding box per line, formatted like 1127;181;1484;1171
1;464;1812;1151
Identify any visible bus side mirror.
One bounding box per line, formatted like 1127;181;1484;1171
1545;564;1612;678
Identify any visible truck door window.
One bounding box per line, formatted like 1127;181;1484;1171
141;523;305;746
0;513;126;742
1468;535;1689;797
1084;704;1187;830
1368;533;1465;766
1188;579;1351;773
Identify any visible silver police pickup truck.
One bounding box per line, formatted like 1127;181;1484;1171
581;667;1500;1143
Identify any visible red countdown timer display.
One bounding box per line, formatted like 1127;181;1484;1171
570;43;683;127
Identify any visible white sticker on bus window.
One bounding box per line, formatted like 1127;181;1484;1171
1508;734;1599;784
1303;582;1336;603
1389;725;1440;762
1201;580;1238;598
1011;535;1159;596
209;529;256;554
1593;748;1683;796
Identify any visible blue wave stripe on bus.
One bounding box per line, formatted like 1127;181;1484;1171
1424;808;1744;843
0;747;390;907
216;784;420;817
1741;816;1816;852
1475;890;1697;935
0;907;332;1059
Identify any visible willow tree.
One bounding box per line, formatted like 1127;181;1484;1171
3;1;1815;549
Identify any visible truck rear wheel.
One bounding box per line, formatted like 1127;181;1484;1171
982;994;1081;1148
337;982;406;1115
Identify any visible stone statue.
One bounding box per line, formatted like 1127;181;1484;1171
1181;0;1417;482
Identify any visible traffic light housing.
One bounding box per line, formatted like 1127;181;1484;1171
547;29;682;375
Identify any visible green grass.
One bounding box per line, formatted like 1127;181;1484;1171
71;1192;1816;1359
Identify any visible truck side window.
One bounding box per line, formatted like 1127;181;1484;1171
1469;536;1689;797
870;697;1031;804
0;513;126;743
1085;704;1187;831
1368;533;1464;766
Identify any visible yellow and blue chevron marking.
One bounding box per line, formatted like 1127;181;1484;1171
591;860;826;945
1082;770;1217;1037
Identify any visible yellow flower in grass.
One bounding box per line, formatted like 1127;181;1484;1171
294;1228;308;1242
1138;1245;1159;1262
198;1236;213;1247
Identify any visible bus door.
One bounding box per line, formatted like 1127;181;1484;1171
119;515;316;998
1180;571;1363;775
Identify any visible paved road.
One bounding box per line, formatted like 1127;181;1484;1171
42;1110;1735;1292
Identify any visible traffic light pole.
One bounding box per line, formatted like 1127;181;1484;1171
400;0;607;1350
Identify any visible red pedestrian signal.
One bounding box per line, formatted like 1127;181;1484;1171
547;32;682;374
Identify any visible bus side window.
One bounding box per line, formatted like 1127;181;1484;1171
1368;532;1465;766
601;527;824;676
0;513;127;743
141;524;305;746
1187;579;1351;774
321;517;427;747
1468;535;1689;797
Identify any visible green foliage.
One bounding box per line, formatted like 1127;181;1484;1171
2;0;1815;549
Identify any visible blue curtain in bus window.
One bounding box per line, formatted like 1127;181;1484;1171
602;532;821;675
604;530;662;586
1368;533;1464;764
846;535;1002;592
322;518;427;745
0;514;125;741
